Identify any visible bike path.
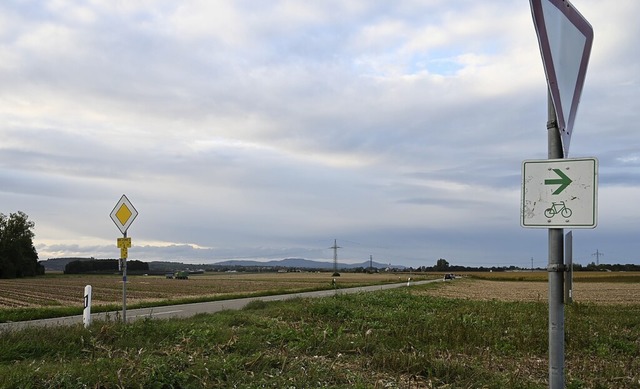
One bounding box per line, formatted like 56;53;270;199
0;279;441;332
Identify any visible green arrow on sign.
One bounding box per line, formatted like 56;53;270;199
545;169;572;195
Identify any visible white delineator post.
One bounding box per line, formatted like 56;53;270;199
83;285;92;328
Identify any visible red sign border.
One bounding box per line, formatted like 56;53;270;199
530;0;593;157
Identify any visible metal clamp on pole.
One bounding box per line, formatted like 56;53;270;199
547;264;567;272
546;119;558;130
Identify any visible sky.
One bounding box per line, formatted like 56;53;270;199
1;0;638;268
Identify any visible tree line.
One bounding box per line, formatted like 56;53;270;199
573;262;640;272
0;212;43;278
407;259;640;273
64;259;149;274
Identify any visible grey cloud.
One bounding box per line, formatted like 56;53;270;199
2;1;639;267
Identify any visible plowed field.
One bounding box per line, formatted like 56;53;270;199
1;271;638;309
0;272;428;309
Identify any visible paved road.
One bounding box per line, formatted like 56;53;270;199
0;279;441;332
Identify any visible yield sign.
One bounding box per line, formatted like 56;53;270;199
530;0;593;157
110;194;138;234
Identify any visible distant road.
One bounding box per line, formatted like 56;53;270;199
0;279;441;332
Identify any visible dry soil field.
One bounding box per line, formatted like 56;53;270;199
416;272;640;305
1;271;638;309
0;272;430;309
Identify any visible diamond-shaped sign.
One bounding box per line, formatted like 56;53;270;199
530;0;593;157
110;195;138;234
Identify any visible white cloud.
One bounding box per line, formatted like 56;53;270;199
0;0;638;267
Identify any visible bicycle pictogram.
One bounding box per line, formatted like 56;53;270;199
544;201;572;218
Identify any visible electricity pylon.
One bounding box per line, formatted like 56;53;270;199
330;239;341;273
592;249;604;266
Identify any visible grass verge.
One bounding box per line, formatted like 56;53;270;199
1;286;638;388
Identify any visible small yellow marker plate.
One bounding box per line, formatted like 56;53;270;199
117;237;132;248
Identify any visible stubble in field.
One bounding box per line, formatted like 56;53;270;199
416;277;640;305
0;272;424;309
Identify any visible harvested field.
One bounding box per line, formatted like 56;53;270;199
457;270;640;283
0;272;430;309
415;276;640;305
1;271;637;311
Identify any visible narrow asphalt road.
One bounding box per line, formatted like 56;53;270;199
0;279;442;332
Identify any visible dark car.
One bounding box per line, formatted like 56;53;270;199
443;273;455;280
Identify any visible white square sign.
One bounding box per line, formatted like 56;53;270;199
521;158;597;228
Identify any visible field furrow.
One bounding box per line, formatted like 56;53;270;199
2;272;638;310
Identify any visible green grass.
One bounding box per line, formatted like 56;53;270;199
0;287;638;388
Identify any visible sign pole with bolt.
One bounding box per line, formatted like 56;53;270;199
565;231;573;304
117;234;132;322
547;93;565;388
110;194;138;324
529;1;593;387
121;232;128;323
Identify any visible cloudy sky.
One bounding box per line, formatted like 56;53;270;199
1;1;638;268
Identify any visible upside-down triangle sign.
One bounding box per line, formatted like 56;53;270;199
530;0;593;157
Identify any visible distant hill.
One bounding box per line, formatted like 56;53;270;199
147;261;204;272
211;258;405;270
41;258;200;273
41;257;406;273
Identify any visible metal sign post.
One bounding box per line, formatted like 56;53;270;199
547;96;565;388
565;231;573;304
122;256;126;322
522;94;597;389
119;233;129;323
110;195;138;324
529;1;594;387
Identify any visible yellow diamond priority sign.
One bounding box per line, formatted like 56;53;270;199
110;195;138;234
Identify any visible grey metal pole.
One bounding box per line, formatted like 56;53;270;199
122;231;127;323
565;231;573;304
547;92;565;388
